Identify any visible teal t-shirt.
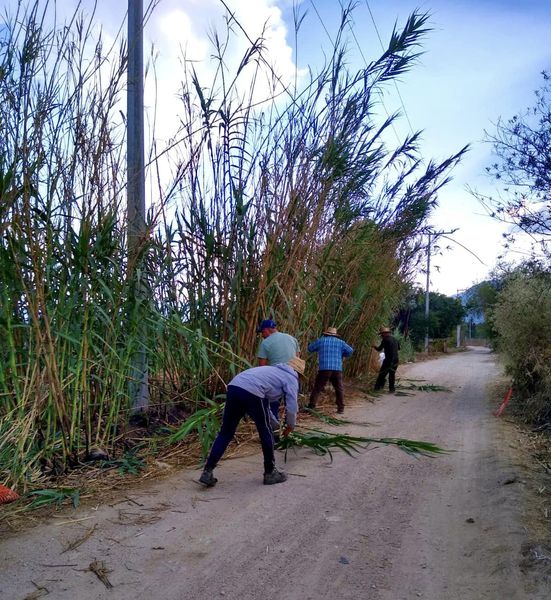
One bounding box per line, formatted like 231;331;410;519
257;332;300;365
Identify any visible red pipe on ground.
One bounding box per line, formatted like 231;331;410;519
494;387;513;417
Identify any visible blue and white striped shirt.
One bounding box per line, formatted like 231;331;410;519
308;335;353;371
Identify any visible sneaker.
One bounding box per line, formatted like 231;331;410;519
337;407;344;414
263;468;287;485
199;469;217;487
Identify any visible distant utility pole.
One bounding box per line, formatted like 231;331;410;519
127;0;149;412
456;288;466;348
424;229;455;353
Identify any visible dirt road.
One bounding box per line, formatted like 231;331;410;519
1;347;549;599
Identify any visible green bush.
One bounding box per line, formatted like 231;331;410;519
394;332;415;363
492;269;551;423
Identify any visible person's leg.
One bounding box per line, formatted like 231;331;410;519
329;371;345;411
204;386;245;471
269;399;281;443
269;399;280;423
243;394;277;474
374;361;390;390
388;363;398;392
308;371;331;408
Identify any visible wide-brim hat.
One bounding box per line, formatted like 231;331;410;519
287;356;306;375
323;327;338;336
379;327;391;334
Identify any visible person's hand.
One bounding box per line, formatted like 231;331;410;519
282;425;294;438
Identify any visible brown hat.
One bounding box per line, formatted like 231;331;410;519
287;356;306;375
379;327;391;334
324;327;338;336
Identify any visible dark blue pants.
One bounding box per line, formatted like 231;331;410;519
270;400;281;423
205;385;275;474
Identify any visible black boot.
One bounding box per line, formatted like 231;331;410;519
199;468;217;487
263;468;287;485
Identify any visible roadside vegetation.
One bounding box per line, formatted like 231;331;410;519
471;263;551;427
0;1;467;493
399;288;465;351
473;72;551;431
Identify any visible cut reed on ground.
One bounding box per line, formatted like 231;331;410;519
276;428;448;462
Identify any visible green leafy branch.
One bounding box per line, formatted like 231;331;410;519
24;487;80;511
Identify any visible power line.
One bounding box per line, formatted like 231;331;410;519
308;0;333;45
308;0;403;145
364;0;416;136
346;15;402;145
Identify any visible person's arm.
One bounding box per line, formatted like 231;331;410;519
307;339;320;353
373;342;383;352
257;339;269;364
281;376;299;429
342;341;353;357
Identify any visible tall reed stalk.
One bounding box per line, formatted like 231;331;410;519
0;1;466;487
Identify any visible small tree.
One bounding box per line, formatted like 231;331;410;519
405;290;465;348
464;280;500;341
476;72;551;258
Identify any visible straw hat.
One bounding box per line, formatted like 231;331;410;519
379;327;391;334
324;327;338;336
287;356;306;375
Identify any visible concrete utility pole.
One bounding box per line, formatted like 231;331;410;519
127;0;149;411
424;229;455;353
424;232;431;353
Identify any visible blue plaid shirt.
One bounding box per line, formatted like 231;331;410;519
308;335;353;371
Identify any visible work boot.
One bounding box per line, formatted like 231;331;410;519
263;468;287;485
199;468;217;487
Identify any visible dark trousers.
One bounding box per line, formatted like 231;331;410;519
375;360;398;392
205;385;275;474
270;400;281;423
309;370;344;410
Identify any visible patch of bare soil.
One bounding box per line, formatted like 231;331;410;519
495;416;551;587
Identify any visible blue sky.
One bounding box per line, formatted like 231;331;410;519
281;0;551;294
5;0;551;294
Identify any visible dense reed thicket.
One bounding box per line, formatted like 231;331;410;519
0;1;466;487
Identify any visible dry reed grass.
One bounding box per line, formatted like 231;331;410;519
0;2;467;490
